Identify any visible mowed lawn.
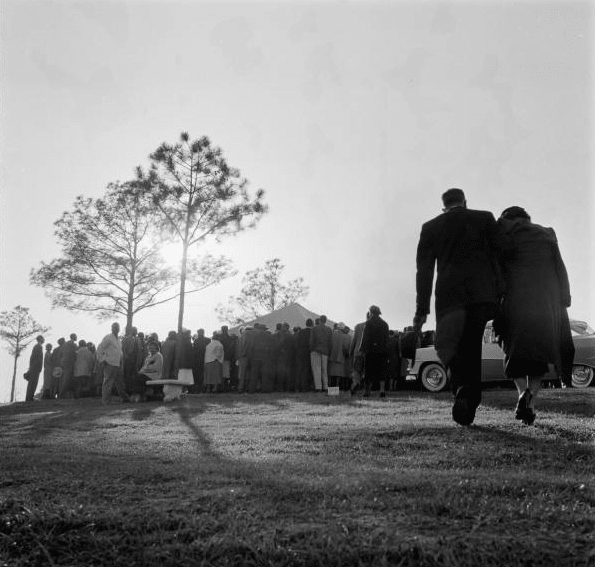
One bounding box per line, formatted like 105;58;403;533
0;388;593;567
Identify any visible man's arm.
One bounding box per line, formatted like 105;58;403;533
414;223;435;328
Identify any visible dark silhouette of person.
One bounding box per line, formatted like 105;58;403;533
414;188;502;425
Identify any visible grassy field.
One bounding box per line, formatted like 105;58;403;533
0;388;593;567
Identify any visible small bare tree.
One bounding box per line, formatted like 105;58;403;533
0;306;49;402
215;258;309;325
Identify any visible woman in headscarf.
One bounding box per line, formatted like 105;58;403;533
495;206;574;425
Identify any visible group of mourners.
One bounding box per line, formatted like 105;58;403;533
23;313;431;404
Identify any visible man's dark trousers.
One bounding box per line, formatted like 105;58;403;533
446;302;495;409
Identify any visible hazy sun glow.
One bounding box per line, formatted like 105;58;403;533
159;242;185;267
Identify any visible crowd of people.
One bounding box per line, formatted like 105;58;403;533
23;314;435;404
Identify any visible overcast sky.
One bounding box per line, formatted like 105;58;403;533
1;0;592;402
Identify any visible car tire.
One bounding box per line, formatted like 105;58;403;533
420;363;449;392
571;365;594;388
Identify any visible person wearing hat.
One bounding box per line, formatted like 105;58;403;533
360;306;389;398
413;188;502;425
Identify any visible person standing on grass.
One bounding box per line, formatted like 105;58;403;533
203;332;224;393
97;322;129;404
309;315;333;391
192;328;210;394
413;188;502;426
73;340;95;398
494;206;574;425
248;324;275;393
360;306;389;398
177;329;195;387
328;323;349;390
235;326;253;393
161;331;178;380
295;319;314;392
25;335;45;402
349;314;368;395
49;337;65;399
59;333;78;398
121;326;140;394
41;343;53;399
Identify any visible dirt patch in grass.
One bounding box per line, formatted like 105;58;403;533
1;389;593;566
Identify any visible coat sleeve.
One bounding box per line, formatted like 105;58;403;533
551;230;571;307
415;223;435;316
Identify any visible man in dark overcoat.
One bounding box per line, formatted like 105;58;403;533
413;188;502;425
25;335;45;401
360;305;389;398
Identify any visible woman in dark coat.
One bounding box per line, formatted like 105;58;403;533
496;206;574;425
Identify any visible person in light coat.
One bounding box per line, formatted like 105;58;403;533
203;333;224;393
97;322;129;404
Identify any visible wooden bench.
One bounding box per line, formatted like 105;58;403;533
145;372;194;402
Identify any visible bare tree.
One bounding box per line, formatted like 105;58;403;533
0;306;49;402
137;132;267;331
216;258;309;325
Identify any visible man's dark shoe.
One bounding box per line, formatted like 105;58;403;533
452;386;474;426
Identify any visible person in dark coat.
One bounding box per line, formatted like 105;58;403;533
219;326;233;391
248;324;275;393
309;315;333;391
121;326;139;394
387;331;402;391
177;329;195;387
59;333;78;398
161;331;178;380
275;322;295;391
495;206;574;425
42;343;53;399
413;188;502;425
348;316;367;394
295;319;314;391
360;306;389;398
25;335;45;401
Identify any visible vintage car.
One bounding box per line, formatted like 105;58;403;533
407;320;595;392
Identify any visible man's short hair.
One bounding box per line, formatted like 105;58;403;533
320;315;327;324
442;188;466;207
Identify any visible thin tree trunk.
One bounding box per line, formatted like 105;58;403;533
10;351;18;403
177;242;189;333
